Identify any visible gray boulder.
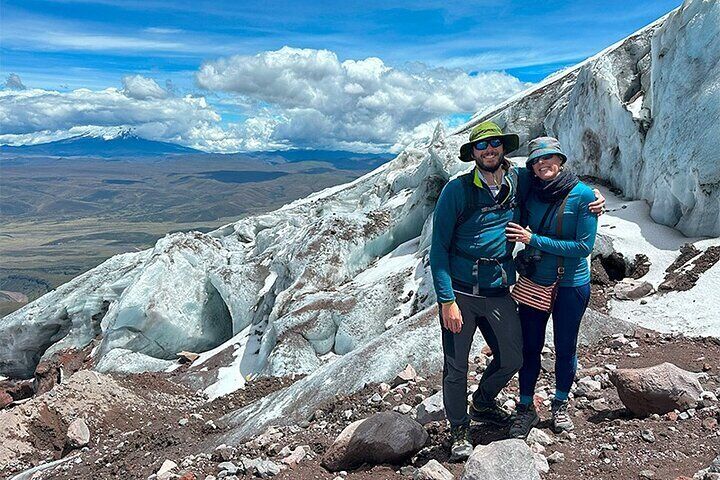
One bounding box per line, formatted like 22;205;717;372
614;279;654;300
416;390;445;425
461;439;541;480
321;411;428;471
610;362;704;416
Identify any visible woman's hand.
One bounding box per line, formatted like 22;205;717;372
506;222;533;244
589;188;606;215
441;302;463;333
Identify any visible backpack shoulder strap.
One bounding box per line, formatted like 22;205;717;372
455;171;479;228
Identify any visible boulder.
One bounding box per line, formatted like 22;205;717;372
613;279;654;300
415;390;445;425
66;418;90;448
414;459;454;480
461;439;541;480
321;412;428;471
609;362;703;416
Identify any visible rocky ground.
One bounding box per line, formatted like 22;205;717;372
2;329;719;480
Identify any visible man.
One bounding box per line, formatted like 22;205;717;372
429;121;604;461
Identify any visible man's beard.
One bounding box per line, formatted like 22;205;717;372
476;154;504;173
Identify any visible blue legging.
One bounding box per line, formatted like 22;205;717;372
518;283;591;402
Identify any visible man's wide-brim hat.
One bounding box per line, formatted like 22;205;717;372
459;121;520;162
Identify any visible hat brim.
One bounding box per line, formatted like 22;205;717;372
526;147;567;164
459;133;520;162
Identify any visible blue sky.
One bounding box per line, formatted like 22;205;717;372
1;0;681;152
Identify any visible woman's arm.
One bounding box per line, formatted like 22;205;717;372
527;189;599;258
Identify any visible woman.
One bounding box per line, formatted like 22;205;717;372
504;136;599;437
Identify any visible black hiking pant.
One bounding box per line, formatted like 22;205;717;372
439;291;523;428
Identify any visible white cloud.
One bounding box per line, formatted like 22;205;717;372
0;49;529;153
196;46;529;151
122;75;169;100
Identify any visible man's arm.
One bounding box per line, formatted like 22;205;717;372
429;181;462;304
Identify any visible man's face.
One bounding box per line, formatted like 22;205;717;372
472;137;505;172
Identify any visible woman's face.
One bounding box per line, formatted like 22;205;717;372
532;154;564;181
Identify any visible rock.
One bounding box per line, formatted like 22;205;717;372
217;462;239;474
461;439;541;480
547;451;565;464
610;335;630;348
157;460;178;478
578;377;602;392
613;279;654;300
702;418;718;430
416;391;445;425
392;364;417;387
213;444;235;462
394;403;412;414
254;459;281;478
640;429;656;442
414;459;453;480
177;351;200;363
369;393;383;403
639;469;655;478
66;418;90;448
379;383;391;394
321;412;428;471
540;358;555;374
609;362;704;416
533;452;549;474
590;398;610;412
526;428;554;447
0;390;13;409
281;446;307;466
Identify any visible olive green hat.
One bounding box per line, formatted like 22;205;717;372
459;121;520;162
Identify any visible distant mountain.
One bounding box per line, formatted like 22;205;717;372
0;128;200;157
0;128;394;168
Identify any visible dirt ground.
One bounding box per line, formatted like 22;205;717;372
2;330;718;480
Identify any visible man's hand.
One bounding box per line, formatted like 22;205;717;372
589;188;606;215
441;302;463;333
506;222;533;244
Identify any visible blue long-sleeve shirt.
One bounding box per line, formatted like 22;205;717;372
430;166;530;303
523;181;598;287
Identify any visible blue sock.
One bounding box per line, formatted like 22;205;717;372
520;395;533;405
555;390;569;402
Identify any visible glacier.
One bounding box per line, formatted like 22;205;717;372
1;0;719;445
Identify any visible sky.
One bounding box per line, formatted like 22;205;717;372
0;0;681;153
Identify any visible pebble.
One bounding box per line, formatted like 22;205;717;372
178;418;188;426
640;429;655;443
547;451;565;464
639;469;655;478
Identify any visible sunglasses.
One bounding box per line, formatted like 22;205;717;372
528;153;558;165
473;138;503;150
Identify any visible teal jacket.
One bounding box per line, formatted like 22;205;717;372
430;166;531;303
523;181;598;287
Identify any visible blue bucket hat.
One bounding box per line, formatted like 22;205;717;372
526;136;567;167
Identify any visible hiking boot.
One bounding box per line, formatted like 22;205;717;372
509;403;540;439
449;425;473;462
551;399;574;433
469;401;512;426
